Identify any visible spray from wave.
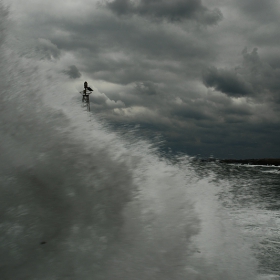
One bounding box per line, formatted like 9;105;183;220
0;3;264;279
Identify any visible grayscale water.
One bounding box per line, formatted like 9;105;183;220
0;4;280;280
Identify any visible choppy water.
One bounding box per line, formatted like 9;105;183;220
1;3;280;280
208;163;280;277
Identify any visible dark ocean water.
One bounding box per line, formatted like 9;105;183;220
212;163;280;277
1;3;280;280
196;161;280;276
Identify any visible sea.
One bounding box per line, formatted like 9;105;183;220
0;4;280;280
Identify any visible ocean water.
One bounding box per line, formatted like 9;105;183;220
1;4;280;280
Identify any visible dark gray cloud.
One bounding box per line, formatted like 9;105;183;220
203;47;280;102
7;0;280;158
237;0;279;23
239;48;280;100
234;1;280;50
202;67;253;97
46;13;216;86
63;65;81;79
106;0;223;25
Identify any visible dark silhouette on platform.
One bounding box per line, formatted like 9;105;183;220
84;81;93;93
81;81;93;111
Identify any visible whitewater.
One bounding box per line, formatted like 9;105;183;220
0;4;280;280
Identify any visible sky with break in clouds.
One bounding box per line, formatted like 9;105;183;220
5;0;280;158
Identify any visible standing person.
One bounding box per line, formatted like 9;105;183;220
83;81;88;102
84;81;88;93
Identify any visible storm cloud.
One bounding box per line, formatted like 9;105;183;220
203;46;280;102
63;65;81;79
106;0;223;25
202;67;253;97
5;0;280;158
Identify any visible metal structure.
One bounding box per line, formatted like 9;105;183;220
80;90;92;112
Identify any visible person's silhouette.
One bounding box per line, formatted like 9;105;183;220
82;81;93;101
84;81;87;91
82;81;88;101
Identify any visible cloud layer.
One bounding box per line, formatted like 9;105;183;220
63;65;81;79
106;0;223;25
6;0;280;158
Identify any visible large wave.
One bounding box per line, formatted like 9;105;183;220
0;4;261;279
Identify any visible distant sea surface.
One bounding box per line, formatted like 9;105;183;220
194;161;280;278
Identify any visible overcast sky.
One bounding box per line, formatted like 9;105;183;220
5;0;280;158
